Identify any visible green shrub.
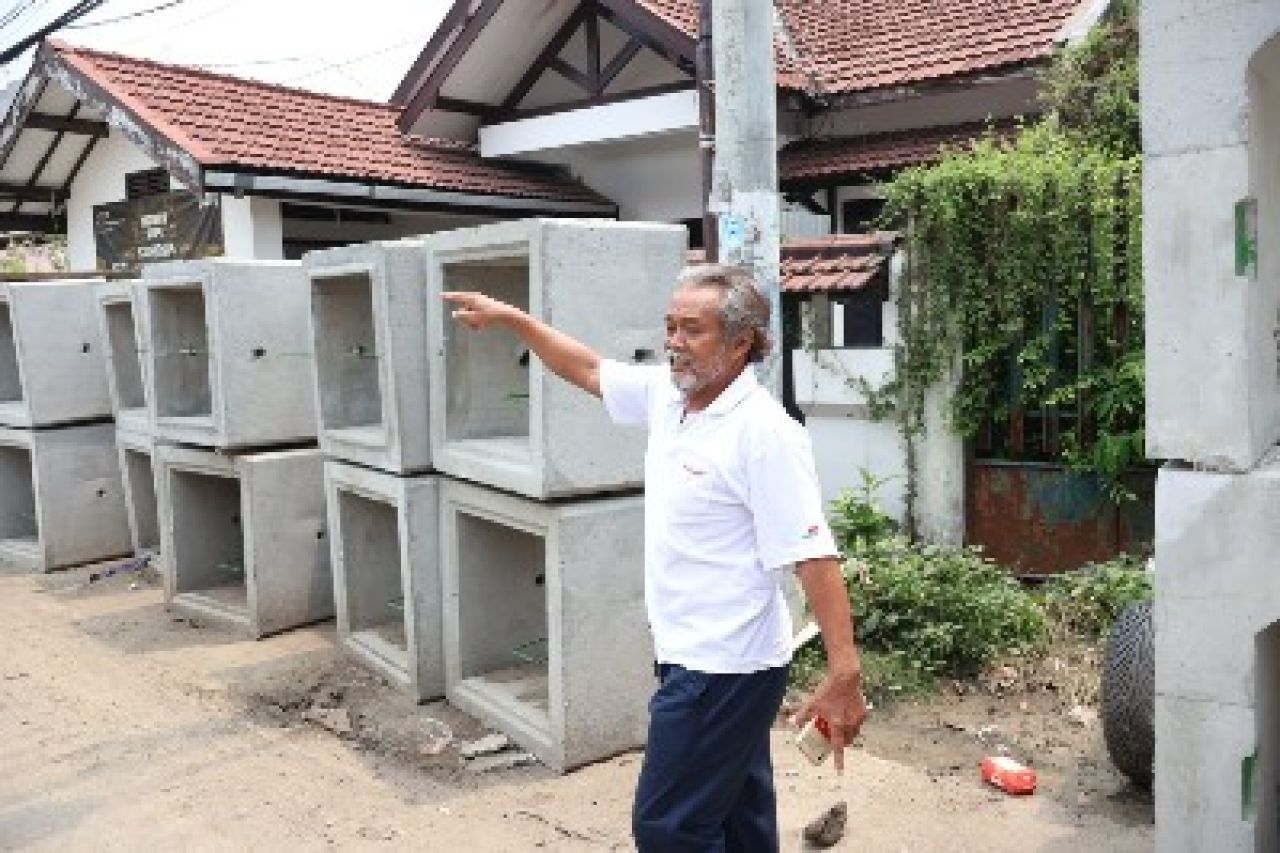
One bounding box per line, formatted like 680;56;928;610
851;538;1045;678
1039;553;1152;638
828;471;898;557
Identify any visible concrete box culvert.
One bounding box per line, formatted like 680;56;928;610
0;281;113;429
324;460;443;701
116;429;161;561
96;282;151;436
141;260;317;449
304;241;432;474
440;478;650;773
0;423;131;571
425;219;684;499
156;444;332;638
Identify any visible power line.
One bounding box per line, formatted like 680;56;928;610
67;0;192;29
0;0;106;65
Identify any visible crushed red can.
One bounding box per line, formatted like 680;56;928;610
981;755;1037;795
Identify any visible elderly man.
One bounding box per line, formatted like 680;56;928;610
443;263;866;852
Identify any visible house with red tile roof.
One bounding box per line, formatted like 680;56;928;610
0;40;614;271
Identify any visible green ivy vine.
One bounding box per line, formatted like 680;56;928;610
879;121;1144;503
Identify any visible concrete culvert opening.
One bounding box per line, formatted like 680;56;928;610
456;510;550;726
0;445;37;546
150;286;212;419
338;490;408;659
124;449;159;552
443;257;532;459
104;301;146;410
311;272;383;436
0;302;22;404
170;468;245;611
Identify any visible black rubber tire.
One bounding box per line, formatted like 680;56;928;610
1101;600;1155;789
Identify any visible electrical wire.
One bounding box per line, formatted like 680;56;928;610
0;0;106;65
67;0;192;29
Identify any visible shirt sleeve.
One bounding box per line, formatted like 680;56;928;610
599;359;660;426
746;419;839;572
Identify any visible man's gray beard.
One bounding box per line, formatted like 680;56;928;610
668;349;732;400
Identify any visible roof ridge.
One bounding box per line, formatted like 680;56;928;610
49;39;401;114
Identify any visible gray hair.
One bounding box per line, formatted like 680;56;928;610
674;263;773;363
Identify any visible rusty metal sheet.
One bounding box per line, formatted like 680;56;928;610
966;460;1154;575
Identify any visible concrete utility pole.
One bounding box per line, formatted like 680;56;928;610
706;0;783;398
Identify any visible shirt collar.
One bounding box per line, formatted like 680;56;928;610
672;365;758;417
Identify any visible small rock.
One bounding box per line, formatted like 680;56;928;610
459;733;511;759
1067;705;1098;728
417;718;453;756
466;750;538;773
802;801;848;849
302;707;353;737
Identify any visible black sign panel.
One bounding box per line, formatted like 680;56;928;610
93;192;224;273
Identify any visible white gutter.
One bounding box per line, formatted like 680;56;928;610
202;171;616;215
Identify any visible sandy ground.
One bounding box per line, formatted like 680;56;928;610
0;560;1154;852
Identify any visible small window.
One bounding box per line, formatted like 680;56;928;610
841;197;886;234
125;168;171;200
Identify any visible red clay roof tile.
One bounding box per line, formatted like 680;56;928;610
632;0;1082;94
780;232;896;293
50;42;609;205
780;121;1018;183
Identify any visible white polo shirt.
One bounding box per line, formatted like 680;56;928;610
599;360;838;674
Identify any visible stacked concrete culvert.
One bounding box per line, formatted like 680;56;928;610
0;281;130;571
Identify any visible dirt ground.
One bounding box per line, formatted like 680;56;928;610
0;559;1154;852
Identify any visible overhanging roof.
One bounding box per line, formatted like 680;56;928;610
0;40;616;230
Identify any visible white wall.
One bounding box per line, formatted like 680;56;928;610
65;129;163;270
537;131;702;222
221;195;283;260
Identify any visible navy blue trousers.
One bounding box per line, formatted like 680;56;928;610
632;663;790;853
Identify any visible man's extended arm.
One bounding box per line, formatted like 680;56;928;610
793;556;868;773
443;292;602;397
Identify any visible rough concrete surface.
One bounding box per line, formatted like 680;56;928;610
426;218;683;499
325;461;443;702
0;564;1153;852
156;444;332;639
0;423;131;571
440;478;649;773
141;259;317;449
95;281;151;436
305;240;433;474
0;280;112;429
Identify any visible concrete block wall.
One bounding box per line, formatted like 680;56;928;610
325;461;443;701
96;281;151;436
141;259;317;449
440;478;650;772
0;281;112;429
1143;3;1280;470
425;218;682;499
304;241;432;474
156;443;331;638
0;423;131;571
1152;461;1280;850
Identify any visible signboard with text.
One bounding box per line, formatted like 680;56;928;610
93;191;223;273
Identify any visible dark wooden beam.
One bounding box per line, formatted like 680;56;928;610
14;103;78;215
399;0;506;130
595;0;695;76
434;96;504;120
60;134;100;197
0;212;65;233
0;181;66;204
498;2;595;115
508;80;694;122
389;0;472;105
24;112;108;137
600;37;642;92
585;12;602;95
548;57;594;94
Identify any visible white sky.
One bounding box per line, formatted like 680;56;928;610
0;0;453;102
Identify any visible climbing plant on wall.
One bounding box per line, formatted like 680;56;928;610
882;124;1142;496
